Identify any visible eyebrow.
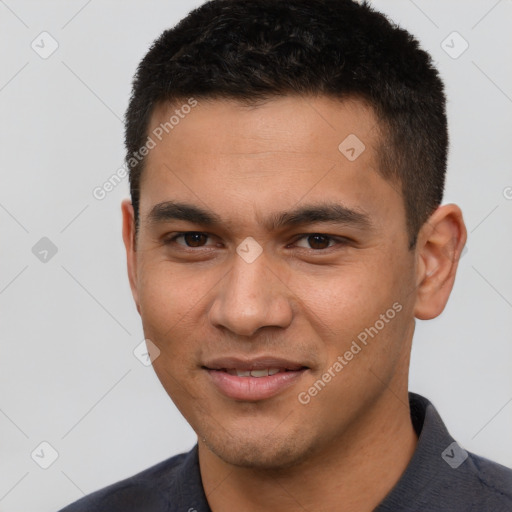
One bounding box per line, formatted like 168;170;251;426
147;200;372;231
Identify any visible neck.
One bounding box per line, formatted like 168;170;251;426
198;388;418;512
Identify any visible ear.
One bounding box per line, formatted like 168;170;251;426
413;203;467;320
121;199;141;315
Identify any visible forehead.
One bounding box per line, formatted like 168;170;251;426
138;95;402;235
147;95;380;161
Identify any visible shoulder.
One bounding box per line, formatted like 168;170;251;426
464;451;512;510
378;393;512;512
57;451;189;512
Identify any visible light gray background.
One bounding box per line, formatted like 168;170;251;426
0;1;511;510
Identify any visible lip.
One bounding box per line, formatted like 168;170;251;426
203;356;309;401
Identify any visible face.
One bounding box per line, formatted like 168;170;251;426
123;96;420;469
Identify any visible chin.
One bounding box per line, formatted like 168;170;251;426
204;429;316;471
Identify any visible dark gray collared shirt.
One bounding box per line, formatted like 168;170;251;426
58;393;512;511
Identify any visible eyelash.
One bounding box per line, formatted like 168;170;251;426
163;232;348;251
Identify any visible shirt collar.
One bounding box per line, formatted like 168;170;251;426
375;392;457;511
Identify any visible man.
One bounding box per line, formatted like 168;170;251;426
59;0;512;510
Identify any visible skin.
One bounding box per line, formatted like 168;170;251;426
122;96;467;511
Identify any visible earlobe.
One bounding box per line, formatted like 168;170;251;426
121;199;141;315
413;204;467;320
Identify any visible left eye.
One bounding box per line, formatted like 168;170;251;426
171;232;214;247
293;234;339;250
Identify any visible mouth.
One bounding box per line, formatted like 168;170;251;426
202;357;309;401
209;367;305;376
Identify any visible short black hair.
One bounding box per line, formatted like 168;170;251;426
125;0;447;248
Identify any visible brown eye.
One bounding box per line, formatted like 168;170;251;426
308;234;331;250
295;234;336;250
175;232;210;247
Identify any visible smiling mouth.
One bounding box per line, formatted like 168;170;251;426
203;364;309;401
209;367;308;377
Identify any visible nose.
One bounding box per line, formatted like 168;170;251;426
208;251;294;337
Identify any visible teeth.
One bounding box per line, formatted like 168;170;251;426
225;368;283;377
250;369;269;377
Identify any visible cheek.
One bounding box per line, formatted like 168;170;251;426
136;263;201;380
291;255;413;395
291;260;399;342
137;259;211;334
138;265;206;416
